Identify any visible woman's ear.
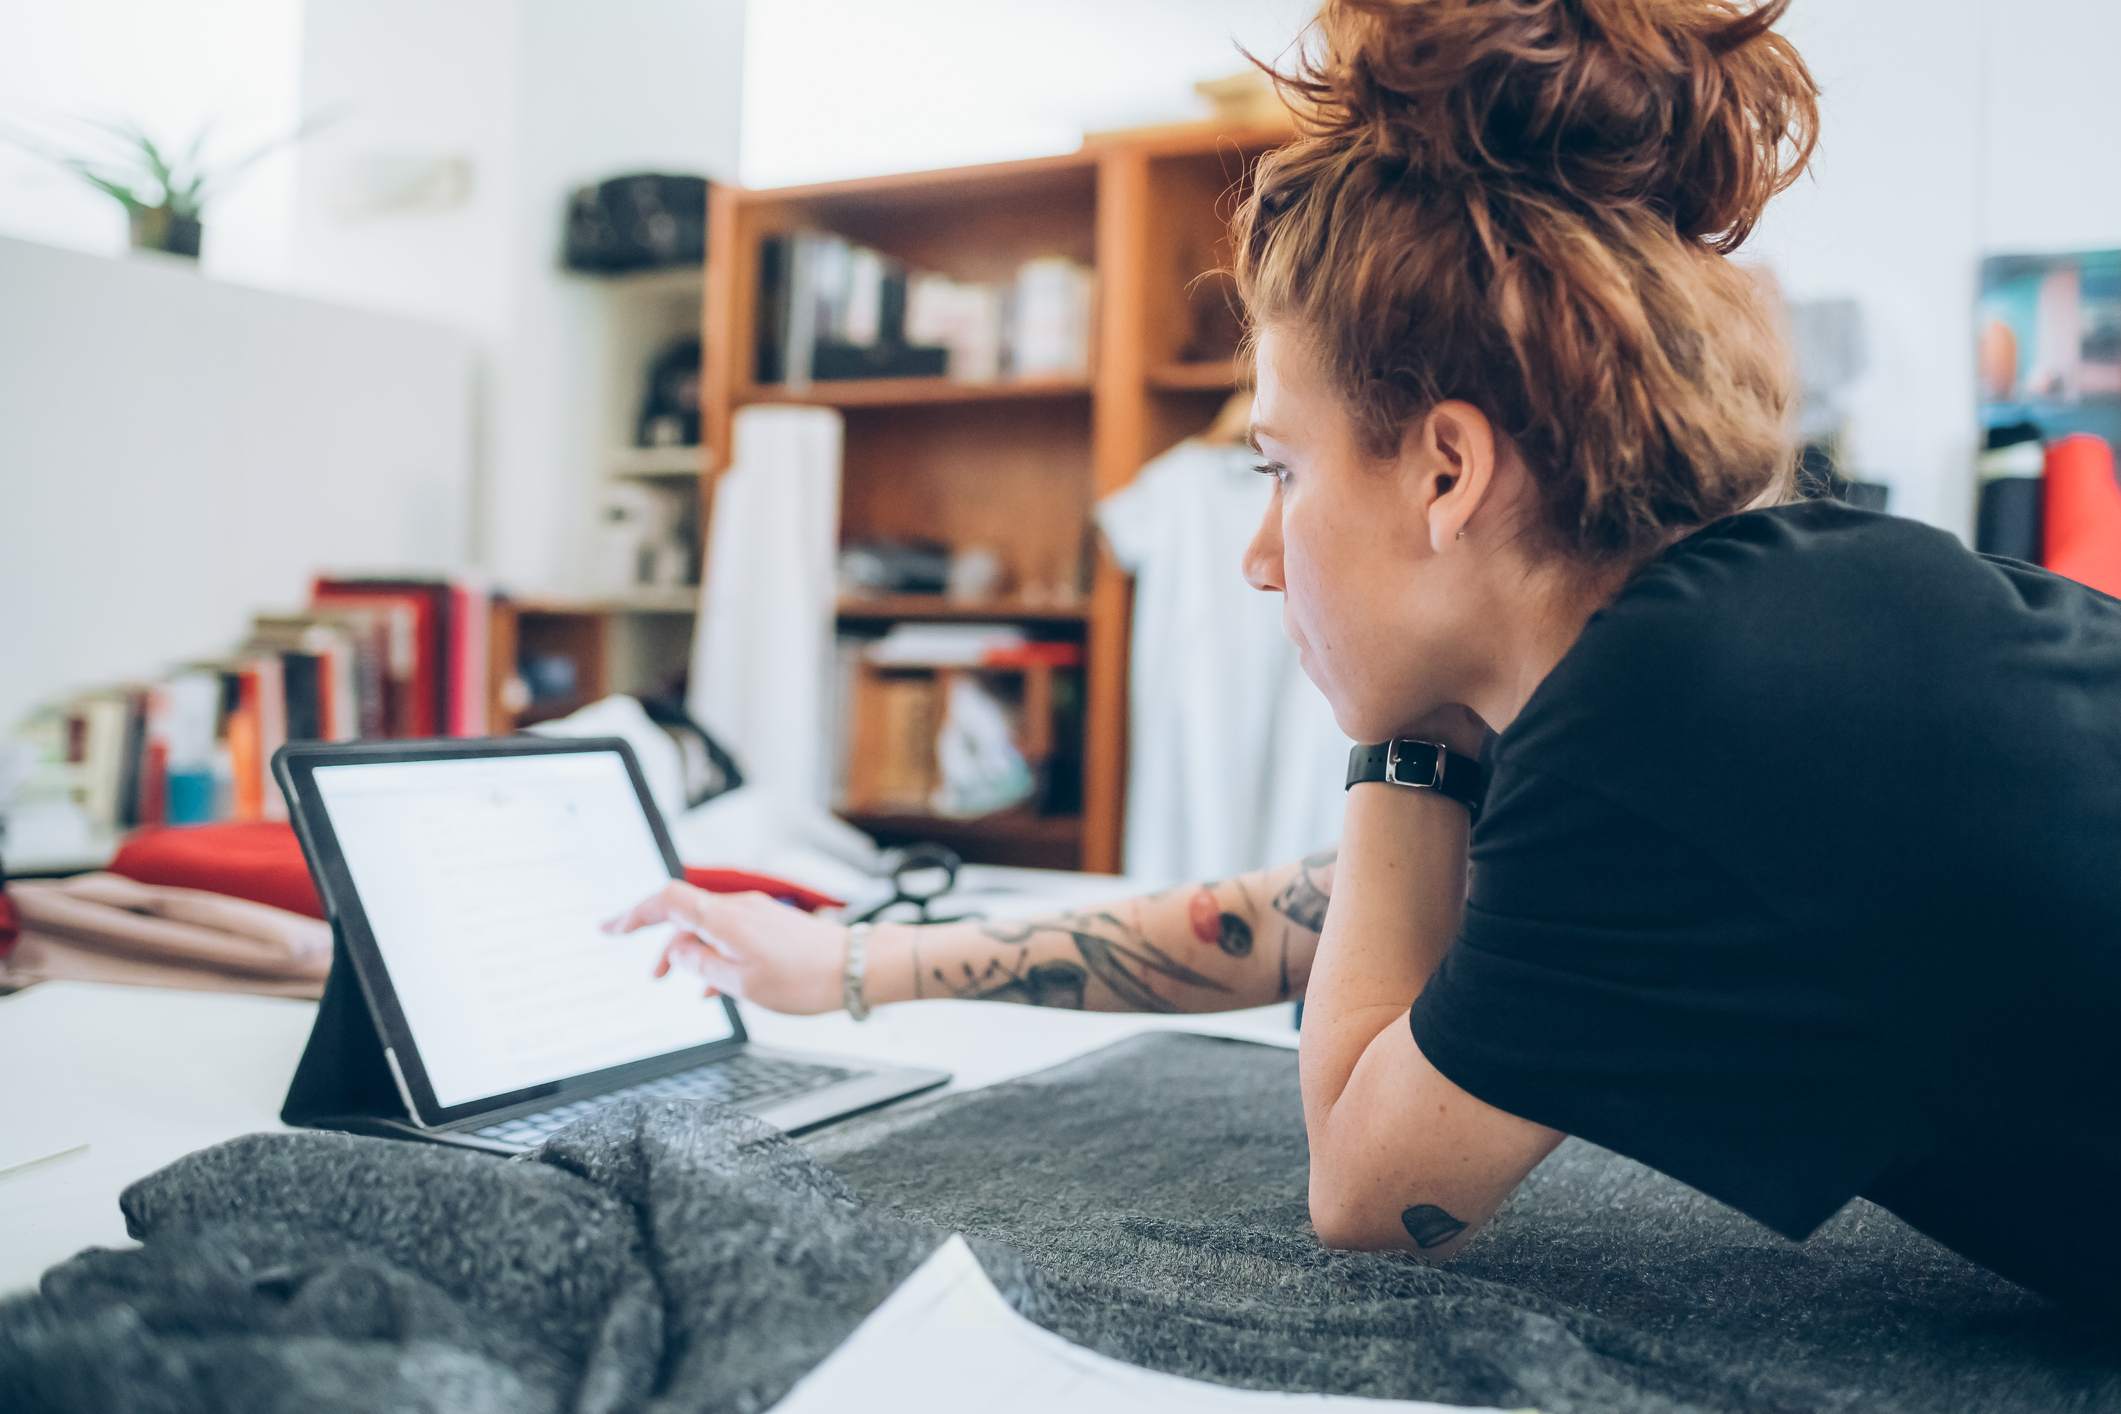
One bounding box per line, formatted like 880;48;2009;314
1408;400;1497;554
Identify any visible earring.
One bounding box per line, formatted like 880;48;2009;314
1456;528;1466;541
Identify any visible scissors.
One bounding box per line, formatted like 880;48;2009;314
845;842;981;925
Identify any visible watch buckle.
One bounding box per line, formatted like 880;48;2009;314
1384;738;1446;789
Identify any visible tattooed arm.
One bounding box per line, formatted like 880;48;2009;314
1298;758;1561;1262
860;848;1342;1012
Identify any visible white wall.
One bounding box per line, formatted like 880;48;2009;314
0;236;475;730
0;0;304;287
741;0;1318;187
746;0;2121;544
1978;0;2121;254
1747;0;1986;537
289;0;747;592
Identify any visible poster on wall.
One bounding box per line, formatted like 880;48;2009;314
1978;249;2121;441
1976;249;2121;586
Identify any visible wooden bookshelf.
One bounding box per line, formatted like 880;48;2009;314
736;376;1092;408
835;595;1088;624
841;808;1085;872
700;116;1292;870
1147;358;1242;392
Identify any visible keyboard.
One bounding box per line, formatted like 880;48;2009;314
469;1052;859;1147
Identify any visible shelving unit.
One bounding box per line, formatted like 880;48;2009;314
488;263;712;734
1146;358;1242;392
737;375;1093;409
835;595;1089;624
700;116;1292;871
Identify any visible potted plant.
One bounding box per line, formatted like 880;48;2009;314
4;111;339;261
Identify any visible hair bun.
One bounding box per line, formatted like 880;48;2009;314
1266;0;1818;252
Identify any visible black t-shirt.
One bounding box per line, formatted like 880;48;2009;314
1408;498;2121;1312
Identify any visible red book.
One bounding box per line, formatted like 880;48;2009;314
311;579;451;737
447;581;491;736
137;738;170;828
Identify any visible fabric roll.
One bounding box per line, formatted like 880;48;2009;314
3;872;331;997
1977;422;2045;563
688;406;845;810
2042;432;2121;597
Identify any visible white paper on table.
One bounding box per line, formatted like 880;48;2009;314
0;1106;88;1180
770;1234;1513;1414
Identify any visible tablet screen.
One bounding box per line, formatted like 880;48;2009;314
312;748;736;1109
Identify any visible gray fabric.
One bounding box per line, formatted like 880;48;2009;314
3;1032;2116;1413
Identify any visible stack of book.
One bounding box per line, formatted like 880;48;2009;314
17;576;494;838
756;231;1094;389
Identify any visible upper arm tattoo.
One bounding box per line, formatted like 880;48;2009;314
1271;849;1335;934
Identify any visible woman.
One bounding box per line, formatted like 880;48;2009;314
607;0;2121;1313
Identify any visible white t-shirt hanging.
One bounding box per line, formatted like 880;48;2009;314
1096;438;1348;886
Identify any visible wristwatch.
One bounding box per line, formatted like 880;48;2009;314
1344;738;1487;820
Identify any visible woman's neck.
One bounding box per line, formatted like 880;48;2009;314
1462;555;1636;734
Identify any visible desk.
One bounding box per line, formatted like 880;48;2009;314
0;980;1297;1297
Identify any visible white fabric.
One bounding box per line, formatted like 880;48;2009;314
1095;439;1348;885
687;406;844;809
526;693;689;823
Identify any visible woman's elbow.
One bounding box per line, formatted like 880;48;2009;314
1308;1174;1417;1255
1308;1169;1473;1261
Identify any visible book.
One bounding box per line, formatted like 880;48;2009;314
756;233;789;384
310;579;454;737
447;580;491;736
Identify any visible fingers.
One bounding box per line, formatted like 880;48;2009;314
657;934;742;998
602;884;785;939
601;881;733;936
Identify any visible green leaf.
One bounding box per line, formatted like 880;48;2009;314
63;160;145;211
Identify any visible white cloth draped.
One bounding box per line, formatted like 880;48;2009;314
1096;439;1347;885
687;406;844;810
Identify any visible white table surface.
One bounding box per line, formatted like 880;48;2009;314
0;979;1298;1297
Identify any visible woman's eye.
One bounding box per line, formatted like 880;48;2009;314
1250;460;1289;486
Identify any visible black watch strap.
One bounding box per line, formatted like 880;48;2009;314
1344;738;1486;820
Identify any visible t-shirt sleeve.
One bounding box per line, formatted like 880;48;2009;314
1409;763;1919;1239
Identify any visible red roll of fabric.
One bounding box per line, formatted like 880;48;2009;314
2042;433;2121;598
107;822;844;918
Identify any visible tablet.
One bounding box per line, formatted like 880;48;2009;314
274;736;747;1128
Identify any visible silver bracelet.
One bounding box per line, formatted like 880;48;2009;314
842;921;873;1021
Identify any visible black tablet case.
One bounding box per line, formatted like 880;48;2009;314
279;925;413;1130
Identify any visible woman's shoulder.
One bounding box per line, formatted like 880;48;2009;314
1499;495;2121;780
1628;499;1964;608
1499;501;1992;771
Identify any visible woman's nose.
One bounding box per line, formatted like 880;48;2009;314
1242;506;1284;594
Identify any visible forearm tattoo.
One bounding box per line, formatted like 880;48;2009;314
1400;1204;1468;1250
938;910;1232;1012
1270;849;1335;934
1187;877;1256;957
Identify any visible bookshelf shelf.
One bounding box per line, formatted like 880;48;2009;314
836;595;1088;624
1147;359;1241;392
574;264;707;300
512;590;698;615
609;445;705;478
738;376;1092;409
516;693;595;727
841;807;1084;871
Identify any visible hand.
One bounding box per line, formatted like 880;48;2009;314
599;882;848;1015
